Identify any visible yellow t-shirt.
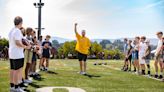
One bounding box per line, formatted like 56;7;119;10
75;33;91;55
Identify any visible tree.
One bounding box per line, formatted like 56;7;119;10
0;38;9;51
112;39;124;51
52;40;60;48
100;40;112;49
90;42;103;57
57;41;76;58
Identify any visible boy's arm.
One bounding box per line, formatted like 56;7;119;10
74;23;81;39
74;23;78;34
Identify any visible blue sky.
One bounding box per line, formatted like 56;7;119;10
0;0;163;39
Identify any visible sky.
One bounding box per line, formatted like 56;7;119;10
0;0;164;39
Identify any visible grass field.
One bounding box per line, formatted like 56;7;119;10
0;59;164;92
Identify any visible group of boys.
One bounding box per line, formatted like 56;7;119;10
9;16;52;92
122;31;164;79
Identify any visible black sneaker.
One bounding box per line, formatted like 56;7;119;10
133;70;136;72
141;70;145;75
154;75;158;78
124;68;128;71
98;63;102;65
19;82;28;88
94;63;97;65
159;75;163;79
148;71;151;75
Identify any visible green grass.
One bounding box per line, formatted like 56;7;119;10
0;59;164;92
53;88;68;92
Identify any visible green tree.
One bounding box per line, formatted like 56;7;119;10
90;42;103;57
100;40;112;49
52;40;60;48
58;41;76;58
0;38;9;51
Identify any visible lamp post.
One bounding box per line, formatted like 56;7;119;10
34;0;44;40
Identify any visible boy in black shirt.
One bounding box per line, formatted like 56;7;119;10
41;35;52;71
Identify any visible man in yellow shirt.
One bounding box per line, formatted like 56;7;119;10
74;23;91;75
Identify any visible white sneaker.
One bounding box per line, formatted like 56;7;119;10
24;79;32;84
10;87;15;92
15;87;26;92
82;72;86;75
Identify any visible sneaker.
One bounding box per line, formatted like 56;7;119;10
94;63;97;65
10;87;15;92
24;79;32;84
148;71;151;75
154;74;158;78
133;69;136;72
124;68;128;71
19;82;28;88
44;68;48;72
78;71;83;74
40;67;44;71
159;75;163;79
15;87;26;92
82;72;86;75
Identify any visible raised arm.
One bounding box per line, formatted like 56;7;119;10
74;23;78;34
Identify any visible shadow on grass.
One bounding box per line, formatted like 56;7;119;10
34;77;45;81
24;89;31;92
29;82;46;88
83;74;101;78
47;70;58;75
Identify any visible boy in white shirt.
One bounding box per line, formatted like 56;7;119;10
154;32;163;79
9;16;31;92
139;36;147;75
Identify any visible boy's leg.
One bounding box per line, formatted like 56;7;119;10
154;56;159;77
84;61;87;73
141;64;145;75
46;58;49;68
79;61;83;72
25;63;31;79
159;61;163;78
10;70;14;87
14;70;19;89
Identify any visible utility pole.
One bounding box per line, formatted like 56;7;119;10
34;0;44;40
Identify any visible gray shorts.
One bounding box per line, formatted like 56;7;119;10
145;59;150;64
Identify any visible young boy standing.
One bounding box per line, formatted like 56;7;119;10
124;40;133;71
143;39;151;75
41;35;52;71
154;32;163;78
139;36;147;75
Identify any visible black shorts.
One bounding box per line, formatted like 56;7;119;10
125;55;132;62
32;54;37;62
78;52;87;62
42;49;50;58
10;58;24;70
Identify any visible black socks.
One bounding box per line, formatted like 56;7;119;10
142;70;145;75
10;83;14;88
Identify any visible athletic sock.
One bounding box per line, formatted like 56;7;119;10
10;83;14;88
15;85;18;89
134;67;136;71
155;72;158;75
142;70;145;74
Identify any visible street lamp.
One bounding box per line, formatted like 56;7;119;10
33;0;44;40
